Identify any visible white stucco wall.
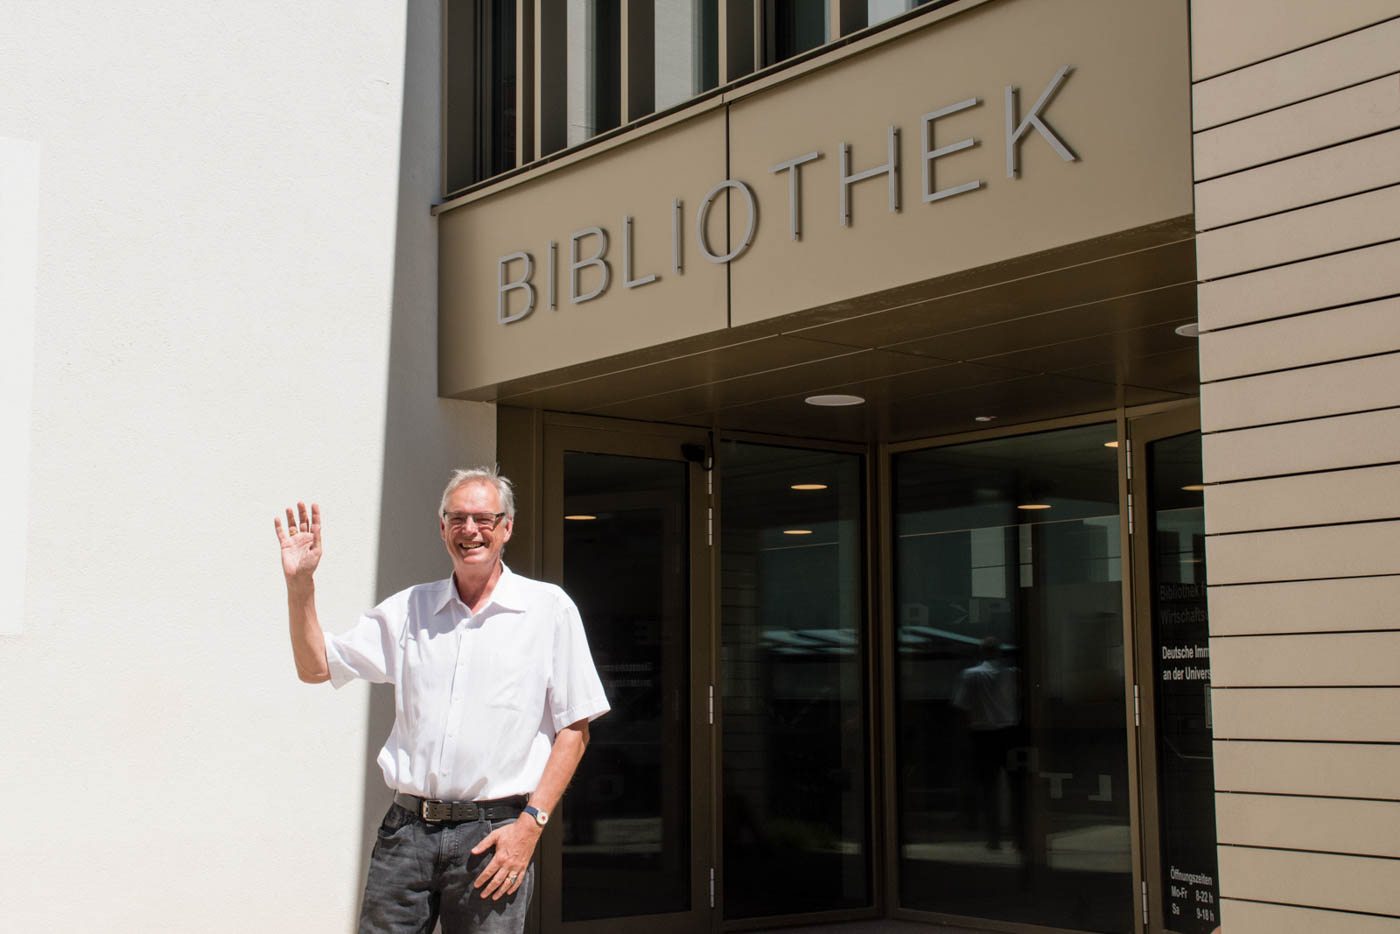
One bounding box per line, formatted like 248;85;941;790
0;2;493;930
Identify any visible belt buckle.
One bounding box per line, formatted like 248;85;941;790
421;799;448;822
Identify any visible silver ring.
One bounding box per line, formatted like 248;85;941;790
507;872;519;881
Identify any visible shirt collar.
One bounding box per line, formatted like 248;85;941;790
434;563;527;616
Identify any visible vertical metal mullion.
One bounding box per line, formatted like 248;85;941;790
1117;406;1149;934
719;0;755;82
833;0;868;38
867;439;890;917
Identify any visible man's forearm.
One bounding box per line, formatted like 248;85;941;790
528;720;590;814
287;579;330;683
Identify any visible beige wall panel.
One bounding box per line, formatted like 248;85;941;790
1196;184;1400;280
1213;632;1400;687
1211;687;1400;741
725;0;1192;327
1217;793;1400;857
1203;409;1400;483
1197;240;1400;331
1217;846;1400;916
1193;17;1400;130
1203;463;1400;534
438;111;730;394
1214;740;1400;799
1208;575;1400;635
1218;900;1400;934
1190;0;1400;81
1200;352;1400;432
1193;76;1400;181
1196;129;1400;230
1206;520;1400;584
1199;297;1400;382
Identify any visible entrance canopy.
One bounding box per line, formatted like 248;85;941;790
444;218;1197;443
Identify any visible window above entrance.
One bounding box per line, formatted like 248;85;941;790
443;0;952;194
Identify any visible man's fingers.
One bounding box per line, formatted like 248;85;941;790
471;828;500;856
285;507;297;531
484;864;523;901
310;503;322;543
475;859;505;894
297;501;310;529
274;517;287;543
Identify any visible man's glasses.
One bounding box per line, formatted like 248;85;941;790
442;511;506;531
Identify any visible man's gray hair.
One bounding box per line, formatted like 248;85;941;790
439;467;516;518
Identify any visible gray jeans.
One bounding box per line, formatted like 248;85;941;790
359;804;534;934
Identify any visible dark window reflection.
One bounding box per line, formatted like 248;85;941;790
1148;432;1219;932
561;452;690;920
445;0;516;192
721;442;869;918
764;0;829;64
566;0;622;146
893;423;1132;933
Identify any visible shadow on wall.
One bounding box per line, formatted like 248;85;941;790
352;0;497;928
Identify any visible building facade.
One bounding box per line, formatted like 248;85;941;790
4;1;1397;933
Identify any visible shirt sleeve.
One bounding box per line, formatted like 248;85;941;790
324;601;402;689
547;591;611;732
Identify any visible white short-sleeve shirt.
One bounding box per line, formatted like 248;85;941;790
324;565;610;800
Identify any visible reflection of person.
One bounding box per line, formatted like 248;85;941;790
275;468;610;933
952;636;1023;850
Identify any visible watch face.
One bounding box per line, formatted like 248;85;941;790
535;809;549;826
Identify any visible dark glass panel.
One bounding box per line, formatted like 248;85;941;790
721;442;870;919
561;452;690;920
764;0;829;65
445;0;516;192
1148;432;1219;933
894;423;1133;933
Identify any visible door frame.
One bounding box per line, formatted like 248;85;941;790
536;419;717;934
1127;403;1207;934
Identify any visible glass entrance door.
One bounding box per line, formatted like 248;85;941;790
890;422;1134;933
540;425;713;934
718;440;872;922
1130;409;1219;934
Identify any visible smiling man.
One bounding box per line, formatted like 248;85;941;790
275;467;609;933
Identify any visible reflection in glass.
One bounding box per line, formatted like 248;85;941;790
652;1;720;113
894;423;1132;933
721;442;869;918
864;0;933;27
567;0;622;147
1148;432;1219;933
561;452;690;920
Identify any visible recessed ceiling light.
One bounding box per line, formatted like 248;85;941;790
1181;484;1205;492
564;514;598;520
974;415;996;423
1104;440;1119;448
805;393;865;407
783;529;814;535
791;483;828;491
1174;323;1200;338
1017;504;1052;510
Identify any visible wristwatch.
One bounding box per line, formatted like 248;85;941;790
523;804;549;827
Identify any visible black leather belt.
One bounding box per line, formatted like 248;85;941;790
393;792;528;824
